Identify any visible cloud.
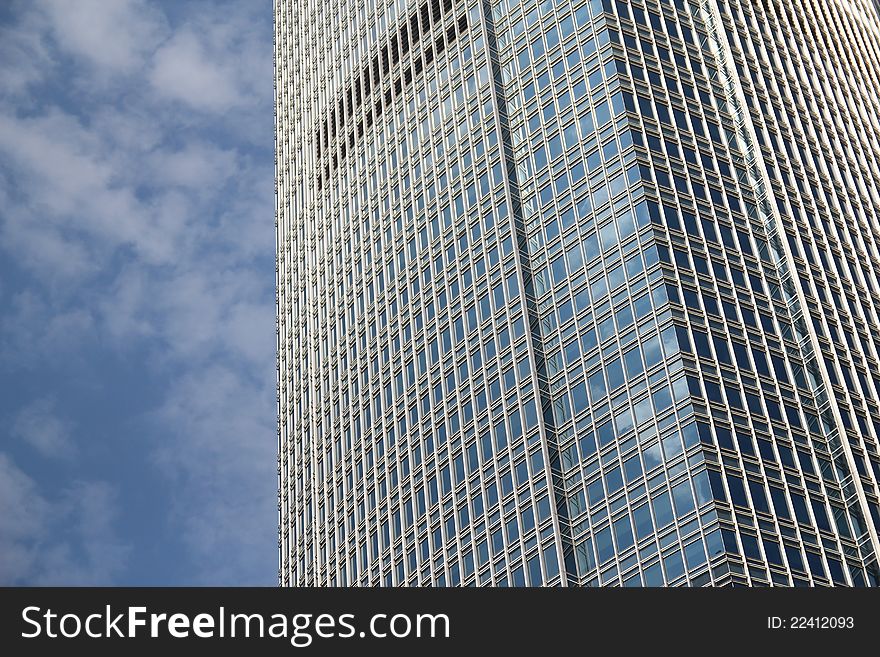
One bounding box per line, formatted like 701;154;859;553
0;0;275;585
0;110;140;280
152;365;276;585
0;7;53;96
0;455;47;582
150;30;240;111
11;397;76;459
0;109;208;277
36;0;167;75
148;8;268;115
146;141;239;191
0;454;129;585
0;290;95;368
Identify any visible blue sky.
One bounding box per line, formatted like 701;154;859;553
0;0;276;585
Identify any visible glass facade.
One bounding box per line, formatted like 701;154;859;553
275;0;880;586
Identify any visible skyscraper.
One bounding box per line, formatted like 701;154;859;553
275;0;880;586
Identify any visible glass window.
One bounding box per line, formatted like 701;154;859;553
624;455;643;483
662;549;684;581
684;540;706;570
643;561;664;586
613;515;634;551
624;346;644;380
651;491;674;527
575;538;595;575
606;357;625;390
589;370;607;401
596;526;615;563
671;480;695;517
588;478;605;507
605;466;623;493
633;503;654;540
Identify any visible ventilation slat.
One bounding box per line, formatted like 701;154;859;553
315;0;461;190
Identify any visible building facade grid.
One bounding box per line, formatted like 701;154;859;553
276;0;880;587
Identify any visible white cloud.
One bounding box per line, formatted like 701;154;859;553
0;290;95;367
0;109;198;273
97;260;273;371
152;365;276;584
146;141;239;191
0;454;129;585
0;110;141;279
0;0;275;585
11;398;76;459
150;30;240;111
0;454;48;581
37;0;167;75
148;7;268;115
36;480;131;586
0;212;99;282
0;8;53;96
